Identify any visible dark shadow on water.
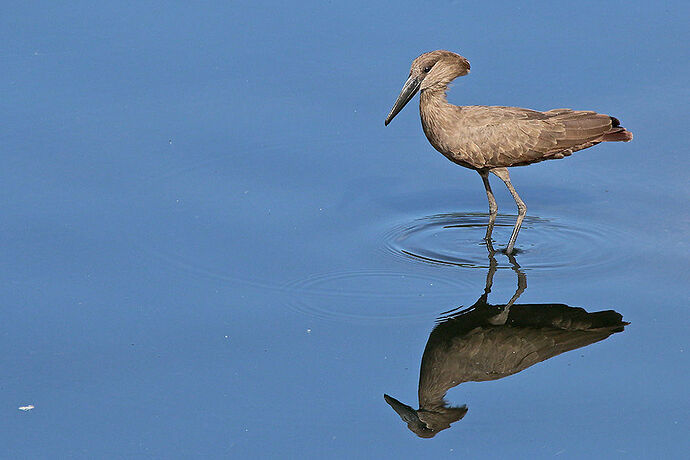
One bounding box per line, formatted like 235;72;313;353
383;242;628;438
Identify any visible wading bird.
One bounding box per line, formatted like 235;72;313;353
385;50;633;254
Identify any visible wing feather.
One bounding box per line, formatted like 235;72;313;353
446;106;616;168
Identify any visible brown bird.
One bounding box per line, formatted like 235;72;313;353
385;50;633;254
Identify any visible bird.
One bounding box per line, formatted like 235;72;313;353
384;50;633;254
384;244;628;438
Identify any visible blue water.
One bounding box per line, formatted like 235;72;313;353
2;1;688;458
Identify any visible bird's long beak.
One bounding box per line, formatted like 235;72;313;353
384;75;421;126
383;394;420;424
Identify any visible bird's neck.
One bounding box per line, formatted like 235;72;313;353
419;87;456;151
419;87;455;124
420;86;450;107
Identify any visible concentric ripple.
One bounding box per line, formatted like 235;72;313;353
282;269;474;322
381;212;628;272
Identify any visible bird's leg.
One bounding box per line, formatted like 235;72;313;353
491;167;526;255
479;170;498;215
478;170;498;242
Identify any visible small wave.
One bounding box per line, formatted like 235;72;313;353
282;269;474;323
380;212;628;272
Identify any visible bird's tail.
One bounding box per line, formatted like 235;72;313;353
602;116;633;142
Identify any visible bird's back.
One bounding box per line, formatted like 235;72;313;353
420;102;631;169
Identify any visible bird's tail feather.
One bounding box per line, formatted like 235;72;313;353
602;127;633;142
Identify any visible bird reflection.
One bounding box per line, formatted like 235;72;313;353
384;241;627;438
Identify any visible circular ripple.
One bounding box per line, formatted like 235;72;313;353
381;212;628;272
282;269;474;322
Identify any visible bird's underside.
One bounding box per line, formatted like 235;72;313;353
421;105;633;170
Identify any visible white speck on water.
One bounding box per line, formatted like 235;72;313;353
306;329;311;334
18;405;34;411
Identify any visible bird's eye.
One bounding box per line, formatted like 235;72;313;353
423;66;432;73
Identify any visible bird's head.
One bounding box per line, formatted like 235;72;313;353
385;50;470;125
384;393;468;438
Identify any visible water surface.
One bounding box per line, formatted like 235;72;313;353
2;1;688;458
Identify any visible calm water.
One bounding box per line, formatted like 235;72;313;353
3;2;688;458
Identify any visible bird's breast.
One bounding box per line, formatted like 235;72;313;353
420;111;484;170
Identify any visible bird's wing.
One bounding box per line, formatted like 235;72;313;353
451;106;615;168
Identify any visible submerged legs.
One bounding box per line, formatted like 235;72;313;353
505;251;527;308
490;167;527;255
484;238;527;325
